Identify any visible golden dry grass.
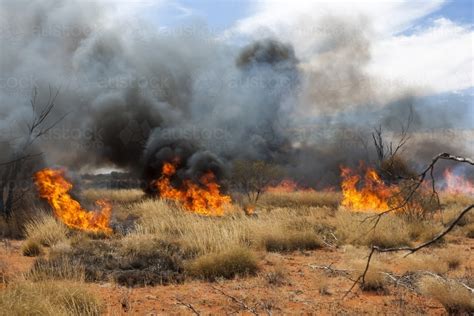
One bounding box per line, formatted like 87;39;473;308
260;191;341;208
81;188;144;204
21;239;43;257
418;275;474;314
0;281;103;316
23;213;68;247
186;246;259;280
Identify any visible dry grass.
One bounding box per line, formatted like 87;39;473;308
0;281;103;316
260;191;341;208
333;209;412;248
418;275;474;314
439;249;463;271
82;188;144;204
264;263;289;286
260;231;323;252
186;246;259;280
398;253;449;275
21;239;43;257
28;256;86;282
464;223;474;238
24;213;68;247
360;269;388;293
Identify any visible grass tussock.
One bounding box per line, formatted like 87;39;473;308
399;254;449;275
260;231;323;252
260;191;341;208
82;189;144;204
21;239;43;257
0;281;103;316
0;260;8;286
24;213;68;247
439;250;463;270
463;223;474;238
132;199;336;256
33;236;187;287
360;270;388;293
28;256;85;282
264;264;289;286
419;276;474;314
187;247;258;281
333;209;412;248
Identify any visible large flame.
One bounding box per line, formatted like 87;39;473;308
34;168;112;234
442;168;474;195
154;161;231;216
340;165;397;212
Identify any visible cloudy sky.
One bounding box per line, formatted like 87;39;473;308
113;0;472;98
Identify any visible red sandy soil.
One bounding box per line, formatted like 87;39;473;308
1;238;472;315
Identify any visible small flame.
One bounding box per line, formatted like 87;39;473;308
340;165;396;212
442;168;474;195
34;168;112;234
154;161;231;216
265;179;316;193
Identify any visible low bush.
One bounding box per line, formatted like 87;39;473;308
0;281;103;316
262;231;323;252
21;240;43;257
24;213;68;247
419;276;474;314
187;247;258;281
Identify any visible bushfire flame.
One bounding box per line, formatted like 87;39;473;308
154;161;231;216
34;168;112;234
265;179;316;193
340;165;397;212
442;168;474;195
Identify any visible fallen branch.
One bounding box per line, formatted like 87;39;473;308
345;203;473;298
211;285;258;315
175;297;201;316
346;153;474;298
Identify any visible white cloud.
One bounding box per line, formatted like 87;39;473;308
233;0;473;95
369;18;473;93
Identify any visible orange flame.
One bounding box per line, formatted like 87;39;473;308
154;161;231;216
265;179;316;193
34;168;112;234
340;165;397;212
442;168;474;195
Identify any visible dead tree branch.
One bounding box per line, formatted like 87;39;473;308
211;285;259;315
363;152;474;230
175;297;201;315
345;153;474;298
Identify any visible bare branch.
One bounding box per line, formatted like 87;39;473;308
175;297;201;315
211;285;258;315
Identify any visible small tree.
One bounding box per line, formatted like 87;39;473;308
230;159;283;205
0;88;63;220
372;107;415;182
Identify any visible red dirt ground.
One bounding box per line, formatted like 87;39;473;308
1;238;472;315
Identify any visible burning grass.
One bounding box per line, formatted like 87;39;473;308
34;168;112;234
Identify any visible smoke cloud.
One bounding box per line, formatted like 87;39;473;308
0;0;470;190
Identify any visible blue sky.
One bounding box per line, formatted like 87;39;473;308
129;0;473;126
142;0;472;30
